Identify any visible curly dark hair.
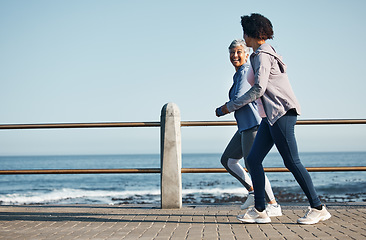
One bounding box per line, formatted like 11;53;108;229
241;13;274;40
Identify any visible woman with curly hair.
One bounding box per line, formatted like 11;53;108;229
216;13;331;224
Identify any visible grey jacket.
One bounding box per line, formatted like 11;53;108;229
226;43;301;125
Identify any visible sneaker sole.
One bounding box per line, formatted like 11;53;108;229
237;216;271;224
297;213;331;225
267;212;282;217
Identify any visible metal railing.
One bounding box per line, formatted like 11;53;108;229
1;118;366;176
1;102;365;208
1;167;366;175
1;119;364;130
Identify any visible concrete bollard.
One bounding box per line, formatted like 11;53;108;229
160;103;182;209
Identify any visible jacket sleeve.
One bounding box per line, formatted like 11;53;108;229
226;53;271;112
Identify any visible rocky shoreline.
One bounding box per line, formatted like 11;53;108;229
182;192;366;204
111;191;366;205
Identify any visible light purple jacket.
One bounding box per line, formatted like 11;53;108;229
226;43;301;126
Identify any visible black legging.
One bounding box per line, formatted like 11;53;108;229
247;111;321;211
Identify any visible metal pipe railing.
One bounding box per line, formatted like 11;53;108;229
0;119;365;176
0;168;161;175
181;119;366;126
0;122;160;129
181;166;366;173
1;166;365;175
1;114;365;209
1;119;365;130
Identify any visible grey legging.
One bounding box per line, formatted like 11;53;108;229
221;127;275;202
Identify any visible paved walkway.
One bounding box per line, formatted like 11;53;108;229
0;203;365;239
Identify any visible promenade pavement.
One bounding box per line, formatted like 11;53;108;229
0;202;365;239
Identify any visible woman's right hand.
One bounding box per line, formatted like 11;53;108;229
215;104;229;117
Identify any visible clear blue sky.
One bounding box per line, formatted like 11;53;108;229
1;0;365;155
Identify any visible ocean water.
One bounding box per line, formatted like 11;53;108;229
0;152;365;205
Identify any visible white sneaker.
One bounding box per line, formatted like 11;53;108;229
237;207;271;223
266;204;282;217
297;206;331;225
240;193;254;210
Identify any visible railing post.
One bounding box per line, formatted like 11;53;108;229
160;102;182;209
